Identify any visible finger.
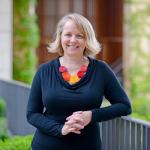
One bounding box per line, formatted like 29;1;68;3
66;112;82;120
66;114;75;120
71;130;81;134
73;111;83;114
65;125;82;135
66;116;71;120
66;115;80;121
67;116;84;126
68;127;76;132
66;121;84;129
72;124;84;130
66;121;84;130
65;121;72;125
73;117;84;125
67;128;81;134
69;127;81;134
66;118;84;126
65;120;75;125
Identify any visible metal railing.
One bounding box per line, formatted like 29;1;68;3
0;79;150;150
100;117;150;150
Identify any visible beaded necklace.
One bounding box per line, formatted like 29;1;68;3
59;65;87;84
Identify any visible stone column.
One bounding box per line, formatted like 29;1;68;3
0;0;12;80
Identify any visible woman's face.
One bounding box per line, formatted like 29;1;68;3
61;20;86;57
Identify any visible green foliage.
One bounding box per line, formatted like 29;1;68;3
0;99;9;141
126;1;150;121
0;135;33;150
132;98;150;121
13;0;39;84
0;99;6;117
0;117;10;141
125;0;147;3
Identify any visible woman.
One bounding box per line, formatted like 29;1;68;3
27;13;131;150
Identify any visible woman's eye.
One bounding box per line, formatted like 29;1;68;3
63;33;84;39
76;35;84;39
64;34;71;37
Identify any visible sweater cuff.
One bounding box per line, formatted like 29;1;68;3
91;109;99;123
57;124;64;137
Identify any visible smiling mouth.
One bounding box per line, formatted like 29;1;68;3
67;45;79;49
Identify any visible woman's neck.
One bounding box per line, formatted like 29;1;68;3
61;55;85;66
60;55;89;72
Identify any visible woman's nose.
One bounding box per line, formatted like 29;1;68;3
70;36;77;42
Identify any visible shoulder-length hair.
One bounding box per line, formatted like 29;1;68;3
48;13;101;57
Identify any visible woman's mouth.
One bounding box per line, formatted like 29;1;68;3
67;45;79;50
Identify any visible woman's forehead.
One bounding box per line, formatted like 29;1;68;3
62;20;85;33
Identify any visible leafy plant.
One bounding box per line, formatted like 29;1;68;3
0;117;10;142
0;135;33;150
13;0;39;84
0;99;9;141
0;99;6;117
125;1;150;121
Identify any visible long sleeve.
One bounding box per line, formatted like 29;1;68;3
91;62;132;123
26;66;63;137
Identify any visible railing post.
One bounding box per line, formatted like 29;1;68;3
125;120;131;150
131;122;136;150
116;118;121;150
136;124;142;150
107;120;112;150
112;119;116;150
142;126;147;150
102;121;108;150
147;128;150;150
120;118;125;150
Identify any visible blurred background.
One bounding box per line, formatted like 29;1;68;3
0;0;150;149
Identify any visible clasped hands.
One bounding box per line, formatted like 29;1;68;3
61;111;92;135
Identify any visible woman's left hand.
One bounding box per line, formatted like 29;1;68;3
66;111;92;127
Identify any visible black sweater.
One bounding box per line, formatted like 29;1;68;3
27;57;131;150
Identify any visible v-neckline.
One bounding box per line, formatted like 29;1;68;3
55;56;94;89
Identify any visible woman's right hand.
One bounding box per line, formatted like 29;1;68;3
61;115;84;135
61;124;81;135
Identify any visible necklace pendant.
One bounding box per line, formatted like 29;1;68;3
62;72;70;81
69;75;80;84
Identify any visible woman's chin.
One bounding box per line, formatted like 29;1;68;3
66;50;83;56
67;53;82;57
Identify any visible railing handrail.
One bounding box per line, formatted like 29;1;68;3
0;78;31;88
122;116;150;127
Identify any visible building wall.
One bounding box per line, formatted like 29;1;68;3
36;0;123;68
0;0;12;80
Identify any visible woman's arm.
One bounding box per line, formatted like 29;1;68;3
91;63;132;123
26;67;63;137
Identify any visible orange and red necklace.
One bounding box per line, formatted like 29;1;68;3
59;65;87;84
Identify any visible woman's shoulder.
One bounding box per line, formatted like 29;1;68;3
38;58;57;69
35;58;58;75
92;58;119;83
91;58;110;70
91;58;115;78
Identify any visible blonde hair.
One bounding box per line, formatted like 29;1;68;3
48;13;101;57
